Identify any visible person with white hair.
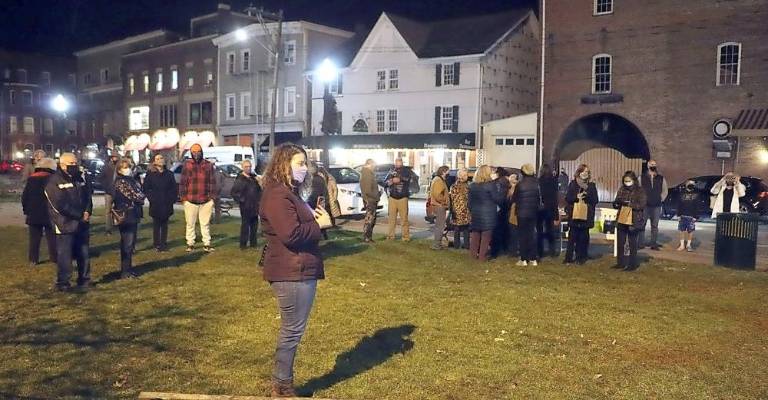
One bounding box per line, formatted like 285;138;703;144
22;157;58;267
21;149;47;185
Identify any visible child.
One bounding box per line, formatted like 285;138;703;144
677;180;698;251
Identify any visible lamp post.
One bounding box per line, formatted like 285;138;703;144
315;58;339;167
50;94;71;155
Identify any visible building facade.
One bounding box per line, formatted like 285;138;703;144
0;49;77;160
542;0;768;196
310;10;540;182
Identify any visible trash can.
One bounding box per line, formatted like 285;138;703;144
714;213;759;270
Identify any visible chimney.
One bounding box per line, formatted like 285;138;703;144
218;3;231;11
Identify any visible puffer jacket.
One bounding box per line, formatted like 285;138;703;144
45;168;93;234
511;175;541;219
613;185;647;230
468;181;504;231
449;180;471;226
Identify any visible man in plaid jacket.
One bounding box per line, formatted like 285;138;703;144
180;143;217;252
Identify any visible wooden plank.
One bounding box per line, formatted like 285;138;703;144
138;392;337;400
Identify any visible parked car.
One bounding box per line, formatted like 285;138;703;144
328;166;388;216
0;160;10;174
83;158;105;191
662;175;768;218
9;160;24;173
171;162;241;199
354;163;420;195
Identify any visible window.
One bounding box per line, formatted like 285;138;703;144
83;72;91;86
526;138;535;146
206;71;214;86
171;69;178;90
156;71;163;92
441;106;454;132
41;71;50;86
267;89;278;116
241;50;250;72
188;76;194;88
376;110;386;132
443;64;455;86
717;42;741;86
189;101;213;125
437;63;460;86
227;52;235;74
21;90;33;106
23;117;34;134
129;106;149;130
592;54;612;94
387;109;398;132
284;40;296;65
594;0;613;15
9;90;15;105
325;75;341;95
159;104;177;127
143;74;149;93
128;77;135;95
240;92;251;119
44;144;54;154
9;116;17;133
100;68;109;84
389;69;399;90
18;69;27;83
284;86;296;116
376;70;386;91
226;94;236;120
43;118;53;135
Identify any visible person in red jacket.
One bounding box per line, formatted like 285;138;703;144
259;143;328;398
180;144;217;252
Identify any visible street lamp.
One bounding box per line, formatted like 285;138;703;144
234;28;248;42
50;94;72;155
315;58;339;166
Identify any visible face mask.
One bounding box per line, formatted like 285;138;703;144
685;184;695;191
292;164;308;183
649;166;657;172
623;180;634;187
490;173;498;180
579;172;590;180
192;152;203;162
119;168;132;176
66;165;80;177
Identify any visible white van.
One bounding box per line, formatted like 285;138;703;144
181;146;254;166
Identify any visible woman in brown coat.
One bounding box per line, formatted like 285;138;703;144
258;143;329;397
449;168;471;249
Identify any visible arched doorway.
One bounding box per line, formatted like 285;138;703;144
555;113;650;201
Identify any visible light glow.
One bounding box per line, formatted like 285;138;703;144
316;58;338;83
235;29;248;42
51;94;70;113
759;149;768;164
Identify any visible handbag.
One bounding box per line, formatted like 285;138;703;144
617;206;633;226
508;203;518;226
315;211;333;229
110;206;133;226
572;199;588;221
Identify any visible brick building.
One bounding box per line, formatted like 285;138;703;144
541;0;768;196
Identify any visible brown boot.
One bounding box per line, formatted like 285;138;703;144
271;380;297;398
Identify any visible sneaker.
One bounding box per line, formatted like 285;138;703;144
686;245;693;252
120;271;138;279
677;244;685;251
186;245;194;252
529;260;538;266
203;246;215;253
516;260;528;267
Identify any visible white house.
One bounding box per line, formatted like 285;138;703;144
309;9;540;183
482;113;538;168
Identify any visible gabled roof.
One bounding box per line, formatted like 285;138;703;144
385;8;533;58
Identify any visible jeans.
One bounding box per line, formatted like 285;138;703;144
537;209;558;257
183;200;213;246
271;280;318;383
28;224;56;264
641;206;662;247
469;230;493;261
152;217;169;249
565;226;590;263
517;217;537;261
453;225;470;249
617;224;640;268
432;205;447;248
387;197;410;240
55;224;90;288
363;200;378;240
119;223;138;275
240;214;259;248
104;194;114;233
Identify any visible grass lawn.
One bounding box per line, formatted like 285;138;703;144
1;211;768;399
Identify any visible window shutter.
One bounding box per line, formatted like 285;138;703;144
337;76;343;94
452;105;459;132
453;62;460;85
434;106;441;132
435;64;442;87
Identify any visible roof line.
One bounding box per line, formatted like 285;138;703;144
122;34;219;57
74;30;170;56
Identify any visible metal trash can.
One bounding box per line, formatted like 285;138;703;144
714;213;759;270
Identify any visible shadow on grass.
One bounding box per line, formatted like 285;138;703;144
96;251;206;284
298;324;416;396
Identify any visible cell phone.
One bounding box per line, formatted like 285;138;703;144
317;196;326;209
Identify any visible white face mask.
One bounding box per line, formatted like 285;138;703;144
490;173;498;180
579;172;590;180
119;168;132;176
623;180;634;187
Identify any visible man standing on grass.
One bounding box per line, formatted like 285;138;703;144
360;159;380;243
180;144;217;253
384;157;412;242
640;160;668;250
101;153;120;236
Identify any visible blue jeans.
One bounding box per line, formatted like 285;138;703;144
271;280;317;383
119;223;138;274
55;224;90;288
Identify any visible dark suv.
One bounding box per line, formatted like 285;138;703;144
662;176;768;218
354;164;420;195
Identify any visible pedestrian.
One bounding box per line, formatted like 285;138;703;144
143;153;177;252
490;167;512;257
180;144;217;253
430;165;450;250
112;159;146;279
22;157;57;267
304;162;330;239
563;164;598;265
468;165;505;261
21;149;46;186
511;163;541;266
258;143;327;398
710;172;746;218
231;159;262;250
537;164;560;258
640;160;668;250
676;179;698;252
320;166;341;225
45;153;93;291
506;172;520;257
360;159;380;243
212;160;225;224
101;153;120;235
449;168;471;249
613;171;647;272
384;157;412;241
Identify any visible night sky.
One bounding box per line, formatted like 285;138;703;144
0;0;537;55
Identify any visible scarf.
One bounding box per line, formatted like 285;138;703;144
576;176;589;191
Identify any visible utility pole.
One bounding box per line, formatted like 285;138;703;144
253;7;283;157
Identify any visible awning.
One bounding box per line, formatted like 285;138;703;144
733;109;768;136
259;132;302;151
300;133;476;150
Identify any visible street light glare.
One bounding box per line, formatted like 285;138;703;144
51;94;70;113
235;28;248;42
317;58;338;83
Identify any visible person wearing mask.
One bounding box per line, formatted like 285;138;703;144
491;167;512;258
101;153;120;236
449;168;471;249
360;159;380;243
258;144;327;398
45;153;93;291
180;144;217;253
640;160;668;250
468;165;505;261
320;166;341;226
430;165;450;250
537;164;560;258
613;171;647;271
563;164;599;265
230;159;262;250
677;180;699;252
112;159;146;279
143;153;177;252
22;157;58;267
21;149;46;186
384;158;412;241
511;164;541;266
506;172;520;257
710;172;746;218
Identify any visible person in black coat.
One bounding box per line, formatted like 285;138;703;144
563;164;599;265
511;163;541;266
613;171;647;272
304;161;330;240
143;153;178;252
231;159;262;249
468;165;505;261
22;158;58;266
113;159;146;279
537;164;560;258
490;167;512;258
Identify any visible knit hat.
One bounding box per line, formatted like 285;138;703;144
521;163;535;176
190;143;203;152
36;158;57;171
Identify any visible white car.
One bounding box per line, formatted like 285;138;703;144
329;167;388;216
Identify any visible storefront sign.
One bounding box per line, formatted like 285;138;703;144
353;143;381;149
352;119;369;133
424;144;447;149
